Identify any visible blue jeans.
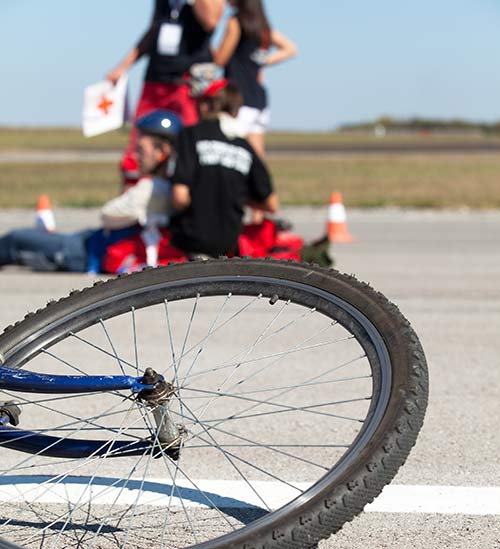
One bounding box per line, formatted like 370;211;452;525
0;229;90;272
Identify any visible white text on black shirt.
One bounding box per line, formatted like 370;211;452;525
196;140;252;176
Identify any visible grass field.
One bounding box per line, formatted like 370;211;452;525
0;128;129;151
1;128;499;209
1;154;500;209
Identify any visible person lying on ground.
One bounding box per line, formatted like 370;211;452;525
0;110;182;274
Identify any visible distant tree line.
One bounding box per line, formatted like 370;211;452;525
339;116;500;135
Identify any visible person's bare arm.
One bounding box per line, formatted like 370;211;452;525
247;192;279;214
192;0;225;32
212;16;241;66
171;184;191;211
107;46;142;84
264;30;297;67
106;6;158;84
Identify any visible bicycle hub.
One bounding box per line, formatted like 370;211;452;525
137;368;183;460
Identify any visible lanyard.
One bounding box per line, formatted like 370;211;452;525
170;0;185;20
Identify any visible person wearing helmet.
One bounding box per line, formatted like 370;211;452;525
0;111;182;274
106;0;225;186
169;79;279;257
101;110;183;232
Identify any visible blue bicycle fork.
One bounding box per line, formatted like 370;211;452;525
0;366;182;459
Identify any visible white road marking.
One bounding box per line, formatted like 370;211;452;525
365;485;500;515
0;478;498;515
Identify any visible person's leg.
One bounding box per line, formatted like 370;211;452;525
236;106;268;158
0;229;66;269
0;229;88;271
235;106;257;141
0;233;16;266
246;107;270;158
237;107;268;222
246;133;265;158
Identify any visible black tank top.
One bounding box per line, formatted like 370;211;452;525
146;0;213;82
225;28;268;110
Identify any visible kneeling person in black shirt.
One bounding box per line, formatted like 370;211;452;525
170;79;279;256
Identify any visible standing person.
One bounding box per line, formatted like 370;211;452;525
169;79;279;256
107;0;225;185
0;111;182;274
212;0;297;158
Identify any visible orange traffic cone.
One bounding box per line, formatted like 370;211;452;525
35;195;56;232
327;192;355;243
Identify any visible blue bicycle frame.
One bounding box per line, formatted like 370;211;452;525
0;365;160;459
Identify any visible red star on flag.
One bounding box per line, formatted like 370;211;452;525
98;95;114;115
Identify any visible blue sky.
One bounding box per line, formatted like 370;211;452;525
1;0;499;130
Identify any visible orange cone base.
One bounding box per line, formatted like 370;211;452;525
328;228;355;243
326;192;355;244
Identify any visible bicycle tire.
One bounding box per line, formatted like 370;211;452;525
0;259;428;548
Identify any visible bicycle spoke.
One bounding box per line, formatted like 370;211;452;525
70;333;142;375
189;351;367;445
118;427;157;548
179;303;318;386
17;347;138;404
177;293;199;372
131;306;139;377
182;400;271;512
0;414;152;535
0;390;143;449
100;319;127;377
19;410;156;546
51;403;138;546
188;420;330;471
175;293;232;388
192;299;291;424
196;431;301;494
226;373;372;396
182;351;366;410
140;409;201;545
180;322;342;391
168;293;264;385
181;388;367;428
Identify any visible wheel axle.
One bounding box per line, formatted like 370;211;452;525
137;368;184;460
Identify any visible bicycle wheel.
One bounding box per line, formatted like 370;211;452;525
0;259;428;549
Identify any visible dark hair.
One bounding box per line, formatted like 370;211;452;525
234;0;271;48
199;82;243;118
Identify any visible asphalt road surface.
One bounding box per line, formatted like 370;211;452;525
0;208;498;548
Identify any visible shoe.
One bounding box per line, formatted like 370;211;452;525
301;236;335;267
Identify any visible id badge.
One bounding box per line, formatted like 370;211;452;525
157;23;183;56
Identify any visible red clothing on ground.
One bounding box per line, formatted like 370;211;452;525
102;220;303;274
103;229;188;273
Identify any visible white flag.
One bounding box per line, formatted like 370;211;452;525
82;75;129;137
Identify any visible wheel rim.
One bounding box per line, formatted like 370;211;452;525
0;275;392;548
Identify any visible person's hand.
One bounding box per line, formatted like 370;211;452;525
106;66;125;85
250;209;265;225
